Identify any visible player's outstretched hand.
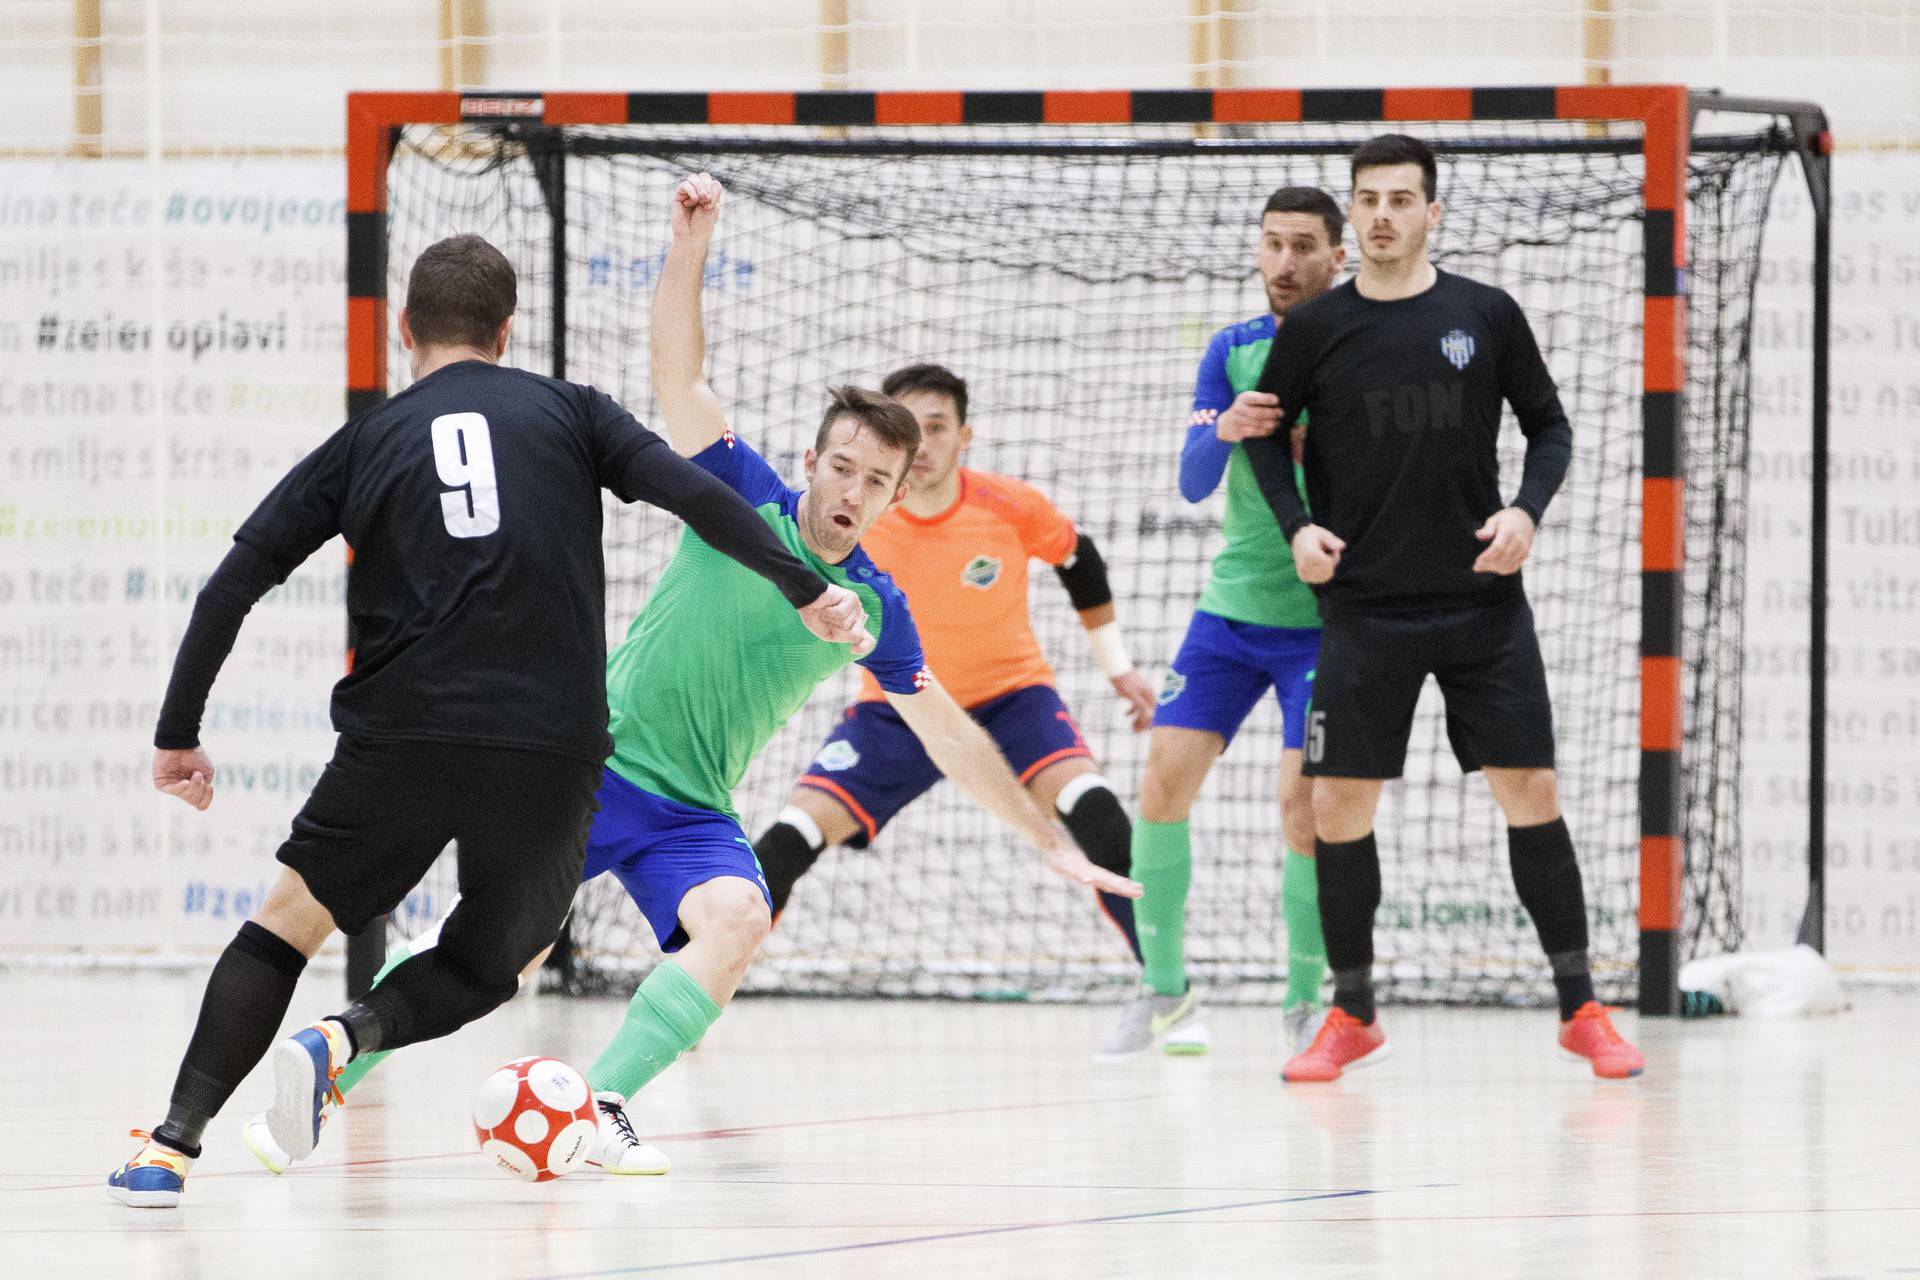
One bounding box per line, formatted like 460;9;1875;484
1215;391;1282;442
1040;832;1144;898
1112;669;1156;733
1290;524;1344;584
154;746;216;811
1472;506;1535;575
670;171;723;241
798;583;873;653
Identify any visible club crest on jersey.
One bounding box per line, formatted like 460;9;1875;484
912;667;933;691
1440;329;1476;371
814;741;860;772
1158;669;1187;706
961;555;1002;590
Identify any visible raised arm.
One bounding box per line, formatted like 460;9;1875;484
884;676;1141;899
649;172;734;457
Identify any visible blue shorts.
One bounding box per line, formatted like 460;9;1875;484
798;683;1091;844
580;768;769;953
1152;611;1321;749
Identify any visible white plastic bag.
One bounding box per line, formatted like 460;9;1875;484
1677;943;1846;1018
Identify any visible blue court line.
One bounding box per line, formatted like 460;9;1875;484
529;1187;1379;1277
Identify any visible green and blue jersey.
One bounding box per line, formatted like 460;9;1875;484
1181;313;1320;630
604;435;927;820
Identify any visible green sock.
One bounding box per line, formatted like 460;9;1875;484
586;961;722;1098
1131;819;1192;997
1283;847;1328;1008
333;948;410;1098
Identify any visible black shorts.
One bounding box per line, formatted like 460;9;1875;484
1303;593;1556;779
277;736;601;937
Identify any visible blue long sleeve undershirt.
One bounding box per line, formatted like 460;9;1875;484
1179;421;1233;503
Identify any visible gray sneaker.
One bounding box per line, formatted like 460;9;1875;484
1284;1001;1327;1053
1094;987;1209;1062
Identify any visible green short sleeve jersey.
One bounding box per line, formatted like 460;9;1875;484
604;435;927;819
1184;313;1321;629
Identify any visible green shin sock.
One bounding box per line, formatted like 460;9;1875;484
1282;847;1328;1007
585;961;723;1099
1131;819;1193;997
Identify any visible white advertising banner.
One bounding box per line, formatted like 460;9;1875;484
1;161;345;956
1740;154;1920;974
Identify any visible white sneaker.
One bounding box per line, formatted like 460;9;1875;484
589;1092;670;1176
1094;987;1208;1062
242;1114;295;1174
242;1095;339;1175
1164;1017;1211;1056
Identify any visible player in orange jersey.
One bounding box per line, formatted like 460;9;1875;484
756;363;1158;968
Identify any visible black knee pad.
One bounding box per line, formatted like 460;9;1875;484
757;819;825;916
1058;781;1131;875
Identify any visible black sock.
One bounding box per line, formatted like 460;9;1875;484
1507;817;1596;1020
756;821;825;918
1316;833;1381;1024
152;921;308;1157
332;945;516;1056
1331;965;1377;1026
1057;783;1142;962
1549;954;1598;1022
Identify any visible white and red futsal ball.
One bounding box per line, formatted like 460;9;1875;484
472;1055;597;1182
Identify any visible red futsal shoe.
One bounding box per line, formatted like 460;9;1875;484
1282;1008;1389;1082
1559;1002;1645;1079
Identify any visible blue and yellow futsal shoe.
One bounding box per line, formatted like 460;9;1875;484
106;1130;193;1208
266;1019;349;1162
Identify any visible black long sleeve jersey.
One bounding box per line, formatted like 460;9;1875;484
155;360;829;763
1245;269;1573;613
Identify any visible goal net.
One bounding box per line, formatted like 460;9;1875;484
376;102;1787;1006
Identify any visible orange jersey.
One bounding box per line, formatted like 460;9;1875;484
856;468;1077;709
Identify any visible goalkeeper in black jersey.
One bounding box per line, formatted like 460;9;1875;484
1245;133;1644;1082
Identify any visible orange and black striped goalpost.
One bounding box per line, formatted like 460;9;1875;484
341;86;1831;1015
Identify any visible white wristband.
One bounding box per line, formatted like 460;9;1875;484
1087;621;1134;680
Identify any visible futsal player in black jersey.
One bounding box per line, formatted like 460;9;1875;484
1243;134;1644;1083
109;234;870;1208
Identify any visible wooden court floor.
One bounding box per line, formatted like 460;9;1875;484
5;970;1916;1279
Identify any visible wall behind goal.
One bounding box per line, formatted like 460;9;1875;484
0;2;1915;977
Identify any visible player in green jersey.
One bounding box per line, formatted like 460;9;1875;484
246;172;1140;1178
1099;187;1347;1061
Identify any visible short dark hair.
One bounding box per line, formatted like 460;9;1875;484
1350;133;1439;203
814;384;921;478
881;362;969;426
405;234;517;349
1261;186;1345;248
